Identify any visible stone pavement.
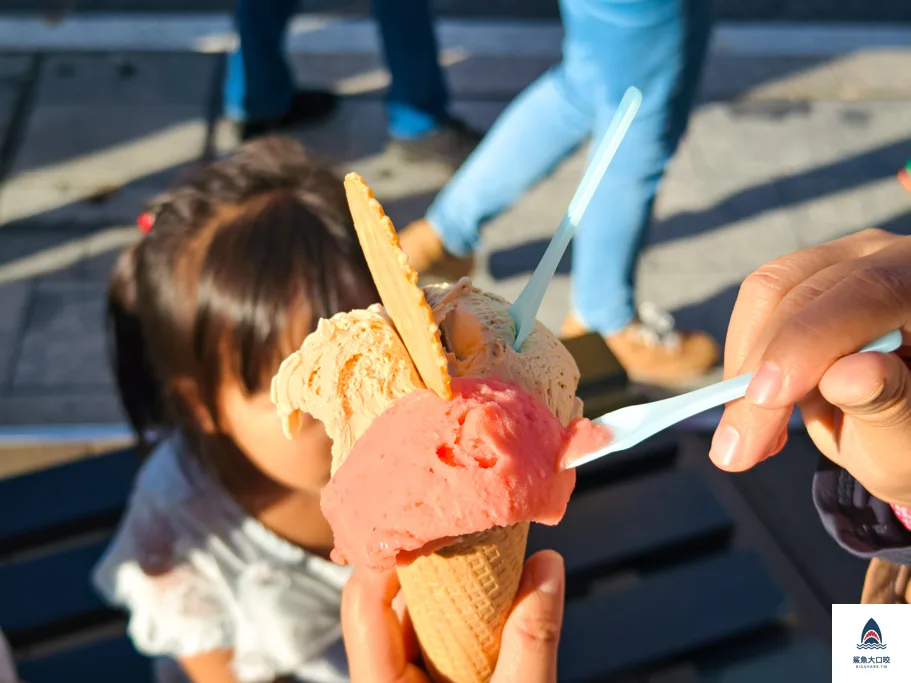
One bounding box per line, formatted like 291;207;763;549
0;39;910;429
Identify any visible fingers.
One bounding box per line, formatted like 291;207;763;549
714;256;859;469
492;551;565;683
712;230;906;471
342;566;426;683
709;402;793;471
724;228;896;377
744;247;911;412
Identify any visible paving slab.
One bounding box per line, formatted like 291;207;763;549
639;212;801;299
0;281;34;395
0;332;20;392
290;52;554;100
698;54;839;102
217;97;390;167
12;280;111;389
687;101;911;183
33;52;218;107
0;280;34;390
0;55;31;80
0;55;30;145
0;53;216;227
1;106;208;225
700;49;911;103
825;49;911;100
0;279;32;336
79;225;138;281
781;177;911;247
0;223;136;284
0;222;89;281
0;393;124;426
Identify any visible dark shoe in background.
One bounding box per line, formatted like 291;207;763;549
389;118;484;170
237;89;338;141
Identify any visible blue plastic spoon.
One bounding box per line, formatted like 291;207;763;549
509;86;643;350
565;329;904;469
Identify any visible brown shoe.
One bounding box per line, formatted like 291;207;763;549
398;218;475;282
561;303;720;387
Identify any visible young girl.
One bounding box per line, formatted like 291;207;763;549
93;137;380;683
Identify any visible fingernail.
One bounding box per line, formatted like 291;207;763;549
746;363;783;406
532;552;565;595
710;425;742;468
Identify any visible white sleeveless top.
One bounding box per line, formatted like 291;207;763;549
92;436;352;683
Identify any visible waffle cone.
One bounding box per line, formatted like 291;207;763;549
397;523;529;683
343;172;452;400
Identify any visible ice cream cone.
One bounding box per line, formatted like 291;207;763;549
397;524;529;683
273;178;585;683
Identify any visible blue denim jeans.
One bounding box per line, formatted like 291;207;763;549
224;0;449;139
427;0;712;334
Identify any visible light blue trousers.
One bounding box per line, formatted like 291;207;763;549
427;0;712;333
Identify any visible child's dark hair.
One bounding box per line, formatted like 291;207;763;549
109;137;378;454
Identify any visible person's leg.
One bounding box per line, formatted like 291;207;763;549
372;0;449;139
372;0;482;168
403;62;595;278
558;0;717;384
224;0;298;121
568;0;712;337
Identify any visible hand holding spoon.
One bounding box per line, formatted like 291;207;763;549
565;329;904;469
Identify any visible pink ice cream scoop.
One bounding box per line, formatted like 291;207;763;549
321;377;611;570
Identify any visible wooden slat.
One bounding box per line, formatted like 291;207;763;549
528;469;732;586
0;447;137;553
0;537;111;635
16;632;153;683
558;551;789;681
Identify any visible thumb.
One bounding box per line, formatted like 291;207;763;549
815;351;911;506
492;550;565;683
819;351;911;430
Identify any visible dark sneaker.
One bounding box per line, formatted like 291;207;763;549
390;118;484;170
238;89;338;141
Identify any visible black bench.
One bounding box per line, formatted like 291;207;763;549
0;448;153;682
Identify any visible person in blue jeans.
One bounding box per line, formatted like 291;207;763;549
226;0;480;167
400;0;718;386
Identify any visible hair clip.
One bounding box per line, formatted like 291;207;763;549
137;212;155;234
